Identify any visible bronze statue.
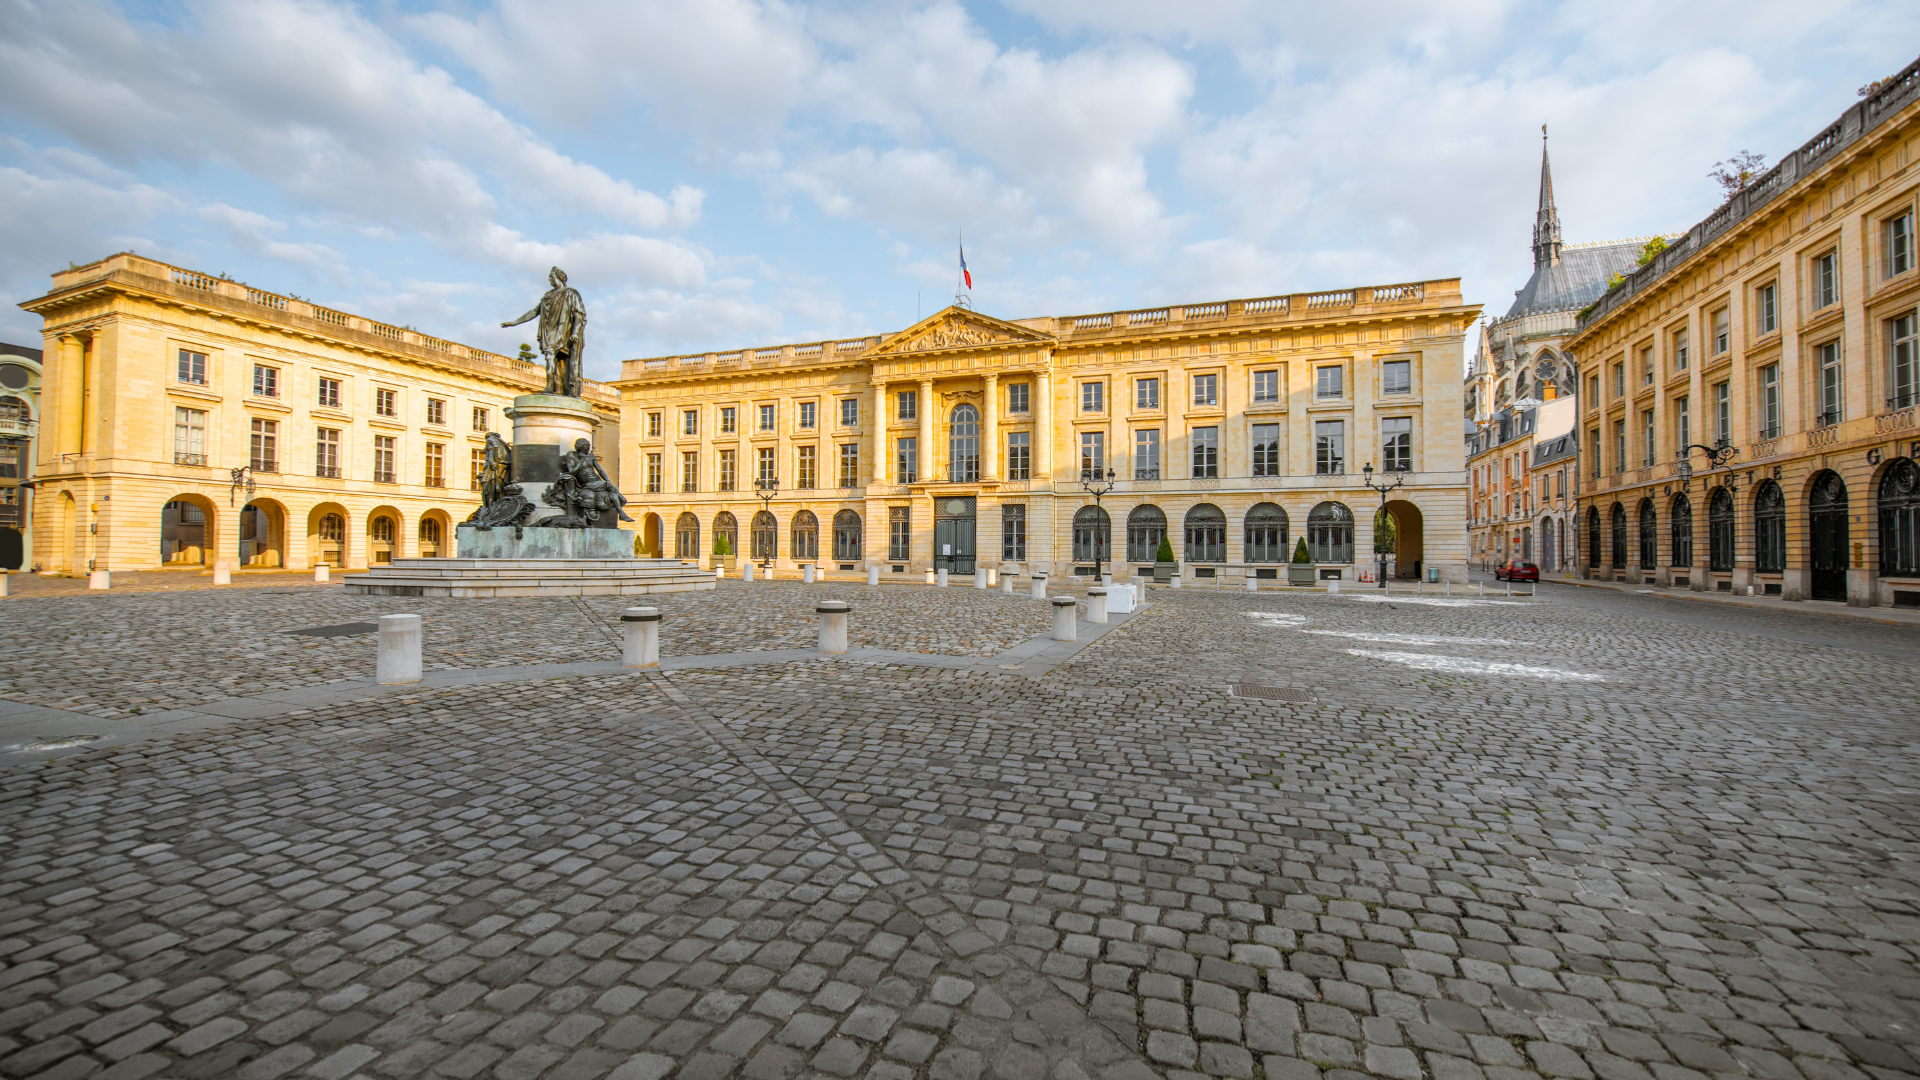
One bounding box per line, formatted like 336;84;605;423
463;433;536;527
537;438;632;527
503;266;586;398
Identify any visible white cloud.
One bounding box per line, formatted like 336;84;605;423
196;204;341;269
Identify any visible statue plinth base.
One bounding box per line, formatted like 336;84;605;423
504;394;606;527
342;555;713;597
454;524;634;560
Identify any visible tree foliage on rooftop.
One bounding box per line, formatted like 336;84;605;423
1708;150;1768;200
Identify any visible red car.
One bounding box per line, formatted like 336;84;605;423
1494;560;1540;582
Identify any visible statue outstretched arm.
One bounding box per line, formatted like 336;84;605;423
501;306;540;328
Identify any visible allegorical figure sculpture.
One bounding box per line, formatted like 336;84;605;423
503;266;587;398
464;433;535;527
540;438;632;527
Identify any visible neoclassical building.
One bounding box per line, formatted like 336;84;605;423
20;253;620;574
0;341;40;570
1571;54;1920;607
614;282;1478;583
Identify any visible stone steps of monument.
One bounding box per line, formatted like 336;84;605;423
341;558;716;597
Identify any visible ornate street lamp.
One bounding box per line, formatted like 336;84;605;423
754;477;779;576
1676;435;1739;495
229;465;255;507
1079;467;1116;581
1362;462;1404;589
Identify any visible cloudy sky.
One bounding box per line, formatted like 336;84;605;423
1;0;1915;380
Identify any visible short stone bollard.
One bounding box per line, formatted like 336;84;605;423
1030;572;1048;599
816;600;850;654
1001;574;1014;594
744;563;755;582
1506;581;1512;597
1327;577;1340;594
88;570;111;590
621;606;660;668
376;614;422;685
973;569;986;589
213;561;232;585
1243;576;1257;592
986;568;997;586
314;564;330;583
1170;573;1181;589
1049;596;1077;641
924;569;936;584
802;564;815;584
1479;582;1485;597
715;567;725;580
1087;587;1108;624
936;568;948;587
867;565;880;586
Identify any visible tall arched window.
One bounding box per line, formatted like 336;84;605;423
1305;502;1352;564
1709;488;1735;572
1670;493;1693;567
1185;504;1228;562
1587;506;1602;568
419;518;441;557
833;510;862;562
949;404;979;482
1072;505;1110;563
371;514;396;564
751;511;778;560
675;512;700;559
1637;500;1657;568
1609;504;1627;568
791;510;819;560
1879;459;1920;577
1244;503;1289;562
1126;505;1167;563
1754;482;1784;573
713;511;739;559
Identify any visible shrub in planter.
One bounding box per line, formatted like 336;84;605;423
1288;536;1317;585
1153;535;1177;582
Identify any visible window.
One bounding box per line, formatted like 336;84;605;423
646;453;662;494
1640;345;1654;386
376;388;398;417
249;417;278;472
646;411;661;438
896;438;917;483
949;404;979;482
838;444;859;487
1756;480;1786;573
898;391;916;421
756;447;775;482
1673;330;1690;373
1612;419;1626;473
1589;429;1601;478
1891;313;1918;409
1756;284;1778;336
1709;488;1735;573
1381;417;1411;472
683;408;699;436
799;401;816;429
796;445;816;488
791;511;818;561
1817;342;1842;426
1314;420;1344;475
1714;382;1731;444
1612;363;1625;398
1712;309;1730;356
677;513;701;560
1671;494;1694;568
373;435;396;483
317;428;341;478
1315;366;1343;399
1184;504;1226;563
424;397;444;427
1586;374;1600;408
1136;378;1159;410
1252;369;1280;403
1814;250;1838;309
1381;360;1411;395
682;451;700;492
252;364;279;398
1641;409;1656;467
173;407;207;465
1889;212;1914;277
473;407;489;432
1133;429;1160;479
1081;381;1104;413
1306;502;1353;564
1878;461;1920;576
890;506;912;561
1758;364;1780;438
1190;427;1218;478
1638;501;1657;568
1079;431;1106;478
470;446;485;490
720;407;736;434
1007;432;1031;480
1192;374;1217;407
833;510;862;562
177;349;207;385
1007;384;1029;414
425;442;444;486
1126;505;1166;563
840;399;858;427
752;511;777;561
312;377;340;409
1252;423;1281;476
1072;506;1111;563
718;449;736;491
1676;396;1690;452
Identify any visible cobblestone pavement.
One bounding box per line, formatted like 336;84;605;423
3;585;1919;1080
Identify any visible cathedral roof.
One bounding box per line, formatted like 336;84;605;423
1503;239;1645;319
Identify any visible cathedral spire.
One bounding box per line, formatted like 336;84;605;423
1532;124;1562;269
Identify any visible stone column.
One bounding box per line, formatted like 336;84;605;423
1034;370;1053;482
80;333;99;456
54;334;84;459
917;379;934;482
982;373;999;480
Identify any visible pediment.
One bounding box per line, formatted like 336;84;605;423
871;306;1055;356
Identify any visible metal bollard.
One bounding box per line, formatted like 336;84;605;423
88;570;111;590
376;614;422;684
1244;576;1257;592
803;564;815;584
974;569;986;589
1049;596;1077;641
867;565;880;586
936;568;948;587
816;600;850;654
1001;574;1014;594
314;564;330;583
1030;572;1048;599
213;561;232;585
1087;587;1108;624
621;606;660;668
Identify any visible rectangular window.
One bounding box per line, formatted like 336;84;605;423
1612;419;1627;473
683;408;699;436
252;364;278;398
1586;374;1600;408
1815;250;1838;308
1673;330;1690;373
799;401;816;429
1759;364;1780;438
1314;420;1344;475
1756;284;1778;336
316;428;340;478
897;390;918;421
1642;409;1656;467
896;437;917;483
1676;396;1690;452
1252;369;1280;403
1192;374;1217;407
376;388;397;417
317;377;341;409
422;397;442;427
1891;314;1918;409
756;447;775;482
1007;383;1029;414
1612;363;1625;397
1001;504;1026;561
1081;381;1104;413
1080;431;1106;478
1817;342;1842;425
797;445;816;488
645;452;662;494
1251;423;1280;476
1381;360;1411;395
718;449;736;491
473;406;489;432
173;407;207;465
646;411;661;437
759;404;775;431
1590;428;1602;478
682;451;700;492
1136;377;1160;410
840;399;858;427
1007;431;1031;480
1712;309;1730;355
838;443;859;487
1190;427;1218;478
1714;381;1731;444
425;442;444;487
471;446;485;490
1315;366;1343;399
721;407;736;434
177;349;207;385
374;435;396;483
248;417;278;472
1889;212;1914;277
1133;429;1160;479
1640;345;1654;386
1382;417;1412;472
890;507;912;562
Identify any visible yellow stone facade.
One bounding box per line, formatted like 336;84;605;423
614;283;1478;583
1570;63;1920;607
20;253;621;573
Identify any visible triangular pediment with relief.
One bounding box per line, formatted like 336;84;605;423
870;306;1055;356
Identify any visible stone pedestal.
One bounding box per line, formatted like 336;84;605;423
504;394;602;527
456;525;634;559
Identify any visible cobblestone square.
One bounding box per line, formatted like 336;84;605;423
3;580;1919;1080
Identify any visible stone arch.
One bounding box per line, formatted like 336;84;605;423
1244;503;1289;563
949;403;980;483
1072;505;1111;564
1587;505;1602;568
1383;499;1423;578
1184;503;1227;563
1753;479;1786;573
1877;457;1920;577
713;511;739;562
675;512;701;561
1808;469;1849;601
1126;504;1167;563
791;509;819;561
638;512;663;557
1670;492;1693;569
750;510;777;562
418;508;454;558
833;509;862;563
239;497;288;568
1306;501;1352;564
309;503;349;567
162;493;218;567
1609;502;1627;569
368;505;404;565
1637;498;1657;569
1708;487;1735;573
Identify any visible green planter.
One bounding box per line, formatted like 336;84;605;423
1287;564;1317;586
1154;560;1177;583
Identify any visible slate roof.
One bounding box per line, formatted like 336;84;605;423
1504;241;1644;319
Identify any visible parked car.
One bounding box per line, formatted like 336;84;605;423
1494;560;1539;582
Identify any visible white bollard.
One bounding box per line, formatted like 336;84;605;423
816;600;850;654
1506;581;1512;597
376;614;422;685
936;568;948;587
1087;587;1108;624
212;561;232;585
1243;576;1257;592
715;567;725;581
1050;596;1077;641
621;606;660;668
314;564;330;583
744;563;754;582
88;570;111;590
1001;574;1014;595
1101;572;1113;585
1170;573;1182;589
974;569;986;589
925;569;936;584
1446;582;1452;597
1030;572;1048;599
803;564;815;584
867;565;880;586
1327;577;1339;594
0;573;8;597
1479;582;1485;597
986;568;997;586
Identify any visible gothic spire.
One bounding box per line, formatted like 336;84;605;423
1532;124;1562;269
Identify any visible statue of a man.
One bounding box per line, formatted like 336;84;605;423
502;266;586;397
540;438;632;526
477;432;512;506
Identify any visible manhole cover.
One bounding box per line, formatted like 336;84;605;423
285;622;380;638
1231;684;1315;703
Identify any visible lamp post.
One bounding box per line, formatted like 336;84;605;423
1676;436;1739;490
1361;462;1404;589
754;477;779;576
1079;467;1116;581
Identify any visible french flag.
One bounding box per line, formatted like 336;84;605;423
960;238;972;290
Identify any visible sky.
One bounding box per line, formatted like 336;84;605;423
1;0;1916;381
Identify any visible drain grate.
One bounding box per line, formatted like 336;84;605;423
285;622;380;638
1231;683;1316;703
